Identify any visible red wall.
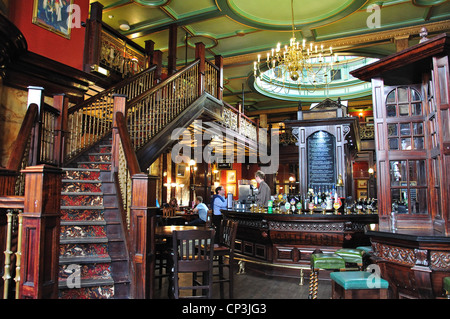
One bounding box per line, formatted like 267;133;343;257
9;0;90;70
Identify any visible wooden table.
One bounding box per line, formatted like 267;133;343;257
156;225;207;237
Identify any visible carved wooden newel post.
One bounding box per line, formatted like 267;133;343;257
19;165;61;299
130;174;158;299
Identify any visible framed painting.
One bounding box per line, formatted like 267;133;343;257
32;0;74;39
226;170;236;183
357;190;368;199
357;179;368;188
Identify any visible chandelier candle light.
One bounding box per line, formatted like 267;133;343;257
254;0;339;92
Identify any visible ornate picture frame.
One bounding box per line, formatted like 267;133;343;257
32;0;74;39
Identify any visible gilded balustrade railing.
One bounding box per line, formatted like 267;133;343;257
222;103;259;142
126;60;200;150
65;66;157;161
205;60;219;99
2;209;22;299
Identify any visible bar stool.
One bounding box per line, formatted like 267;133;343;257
330;271;389;299
444;277;450;299
309;253;346;299
212;219;238;299
335;248;365;270
172;229;215;299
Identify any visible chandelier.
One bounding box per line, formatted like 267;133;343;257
253;0;338;93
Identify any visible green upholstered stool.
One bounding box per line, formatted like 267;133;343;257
444;277;450;299
330;271;389;299
335;248;365;269
309;253;346;299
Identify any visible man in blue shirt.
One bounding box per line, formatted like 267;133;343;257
188;196;208;226
211;186;226;242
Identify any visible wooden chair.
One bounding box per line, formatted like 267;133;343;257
172;229;215;299
163;206;175;217
212;219;238;298
163;206;184;225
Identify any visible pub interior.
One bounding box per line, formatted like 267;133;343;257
0;0;449;303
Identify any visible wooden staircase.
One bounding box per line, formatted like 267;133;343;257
0;42;230;299
58;137;130;299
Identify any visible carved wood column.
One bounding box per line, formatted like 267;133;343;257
83;2;103;73
215;55;223;100
150;50;163;85
19;165;61;299
167;24;178;76
53;94;69;166
196;42;205;97
129;174;158;299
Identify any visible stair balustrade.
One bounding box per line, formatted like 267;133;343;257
65;65;158;162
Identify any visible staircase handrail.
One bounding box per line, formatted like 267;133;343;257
69;64;158;114
115;111;141;176
64;65;158;161
124;59;201;152
127;59;200;109
6;104;38;172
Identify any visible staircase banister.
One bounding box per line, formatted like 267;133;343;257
116;111;142;175
68;64;158;115
6;103;38;172
126;59;201;108
205;59;220;72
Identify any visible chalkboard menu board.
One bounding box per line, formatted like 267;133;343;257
307;131;336;188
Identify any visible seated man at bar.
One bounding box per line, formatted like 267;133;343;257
255;170;271;207
188;196;208;226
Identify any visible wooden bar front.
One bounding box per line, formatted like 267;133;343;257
223;210;378;277
367;226;450;299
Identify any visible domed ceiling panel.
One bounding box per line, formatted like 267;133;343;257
216;0;368;30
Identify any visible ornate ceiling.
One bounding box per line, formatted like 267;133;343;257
92;0;450;123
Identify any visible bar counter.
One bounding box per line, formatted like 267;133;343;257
222;210;378;277
366;226;450;299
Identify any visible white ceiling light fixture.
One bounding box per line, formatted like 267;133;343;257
119;20;130;31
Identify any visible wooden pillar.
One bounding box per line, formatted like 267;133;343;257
167;24;178;75
19;165;61;299
144;40;155;69
83;1;104;73
215;55;223;100
129;174;158;299
53;94;69;166
153;50;163;84
196;42;205;97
